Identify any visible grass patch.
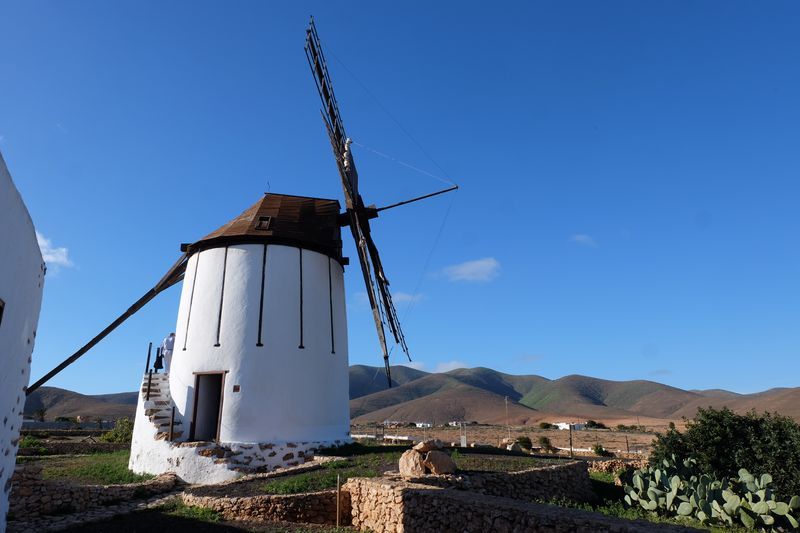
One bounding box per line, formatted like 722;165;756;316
37;450;153;484
262;447;559;495
453;451;560;472
262;453;402;494
316;442;410;456
155;499;221;522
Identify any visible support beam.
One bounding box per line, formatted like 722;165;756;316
26;255;188;395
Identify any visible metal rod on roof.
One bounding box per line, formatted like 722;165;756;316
375;185;459;213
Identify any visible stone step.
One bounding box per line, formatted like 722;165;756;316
155;422;183;430
143;400;170;409
155;430;183;440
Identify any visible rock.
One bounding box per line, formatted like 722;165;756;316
412;439;442;453
423;450;456;475
398;449;426;477
506;443;522;452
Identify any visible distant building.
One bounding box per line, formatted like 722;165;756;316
415;422;432;429
555;422;585;431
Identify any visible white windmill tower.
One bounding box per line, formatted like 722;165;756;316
0;150;45;533
25;20;455;484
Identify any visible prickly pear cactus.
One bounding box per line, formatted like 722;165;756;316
623;456;800;530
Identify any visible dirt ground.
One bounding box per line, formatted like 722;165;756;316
351;423;676;455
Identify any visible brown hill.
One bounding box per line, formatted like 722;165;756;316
352;385;543;426
25;387;137;420
26;366;800;426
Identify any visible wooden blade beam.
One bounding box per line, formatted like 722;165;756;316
306;17;414;387
305;18;357;198
26;254;188;395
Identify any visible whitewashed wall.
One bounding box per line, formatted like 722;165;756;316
0;152;45;533
169;243;350;444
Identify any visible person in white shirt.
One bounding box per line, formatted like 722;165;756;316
160;332;176;373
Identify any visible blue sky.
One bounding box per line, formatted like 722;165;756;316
2;2;798;395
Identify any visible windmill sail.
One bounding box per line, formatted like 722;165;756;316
306;19;410;385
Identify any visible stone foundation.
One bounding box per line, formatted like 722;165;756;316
129;438;344;484
8;464;178;519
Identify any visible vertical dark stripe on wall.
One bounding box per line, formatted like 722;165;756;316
183;253;200;351
328;258;335;354
214;247;229;347
256;244;267;347
298;248;305;349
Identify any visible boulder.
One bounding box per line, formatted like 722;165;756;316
423;450;457;475
398;449;426;477
506;442;523;452
413;439;443;453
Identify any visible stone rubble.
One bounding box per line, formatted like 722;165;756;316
399;439;456;477
422;450;456;475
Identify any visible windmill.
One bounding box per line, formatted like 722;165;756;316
24;19;456;483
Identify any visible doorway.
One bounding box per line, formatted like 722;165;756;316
191;372;225;441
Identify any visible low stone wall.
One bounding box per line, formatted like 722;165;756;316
344;477;699;533
405;460;595;504
17;442;129;456
182;489;349;525
8;464;178;518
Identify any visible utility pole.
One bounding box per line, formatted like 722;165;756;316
569;424;574;458
505;396;511;441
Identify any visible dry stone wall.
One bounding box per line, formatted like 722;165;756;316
182;489;349;525
17;442;129;456
8;464;177;518
405;460;595;503
344;477;699;533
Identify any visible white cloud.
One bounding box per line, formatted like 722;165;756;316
36;231;73;269
403;361;427;371
443;257;500;282
393;292;424;303
570;234;597;247
434;360;467;373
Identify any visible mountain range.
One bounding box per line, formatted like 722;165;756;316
25;365;800;425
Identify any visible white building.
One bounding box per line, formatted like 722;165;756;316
555;422;585;431
0;151;45;533
129;194;351;483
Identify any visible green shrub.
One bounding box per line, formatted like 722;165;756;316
537;436;557;453
538;422;555;430
592;444;613;457
515;436;532;451
586;420;608;429
100;418;134;443
651;407;800;498
18;435;45;455
616;424;645;432
19;435;42;448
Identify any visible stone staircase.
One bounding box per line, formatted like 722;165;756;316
140;372;183;441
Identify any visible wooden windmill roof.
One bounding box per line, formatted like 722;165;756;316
183;193;344;261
